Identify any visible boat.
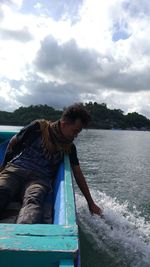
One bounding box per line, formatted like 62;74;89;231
0;128;80;267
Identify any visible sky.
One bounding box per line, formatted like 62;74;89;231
0;0;150;118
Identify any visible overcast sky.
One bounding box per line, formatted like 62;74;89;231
0;0;150;118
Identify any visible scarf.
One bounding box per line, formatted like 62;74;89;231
36;119;72;159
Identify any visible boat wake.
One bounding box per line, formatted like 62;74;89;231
76;190;150;267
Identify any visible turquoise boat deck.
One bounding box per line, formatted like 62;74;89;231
0;130;79;267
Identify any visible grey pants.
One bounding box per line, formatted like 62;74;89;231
0;163;52;224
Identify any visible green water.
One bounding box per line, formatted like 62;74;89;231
75;129;150;267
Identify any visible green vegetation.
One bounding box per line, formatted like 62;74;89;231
0;103;150;130
85;102;150;130
0;105;62;126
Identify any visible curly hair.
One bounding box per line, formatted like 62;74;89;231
61;103;91;127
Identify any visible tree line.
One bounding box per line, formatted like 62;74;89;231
0;102;150;130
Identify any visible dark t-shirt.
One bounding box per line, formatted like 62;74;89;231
4;120;79;169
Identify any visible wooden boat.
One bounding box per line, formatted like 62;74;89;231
0;129;79;267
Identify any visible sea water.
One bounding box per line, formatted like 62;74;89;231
0;126;149;266
74;129;150;267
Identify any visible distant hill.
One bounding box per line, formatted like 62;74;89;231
85;102;150;130
0;105;62;126
0;102;150;130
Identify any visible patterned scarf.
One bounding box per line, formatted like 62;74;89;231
37;119;72;159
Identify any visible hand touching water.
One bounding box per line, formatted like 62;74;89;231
88;201;103;217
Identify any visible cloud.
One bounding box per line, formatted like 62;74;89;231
0;26;33;42
123;0;150;18
33;0;83;23
0;8;4;22
8;74;81;109
34;36;102;85
0;80;22;111
1;0;23;8
34;35;150;94
0;0;150;119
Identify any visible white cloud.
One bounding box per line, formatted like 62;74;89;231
11;0;23;7
0;0;150;119
0;80;21;111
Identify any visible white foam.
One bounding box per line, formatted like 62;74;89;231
76;190;150;267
